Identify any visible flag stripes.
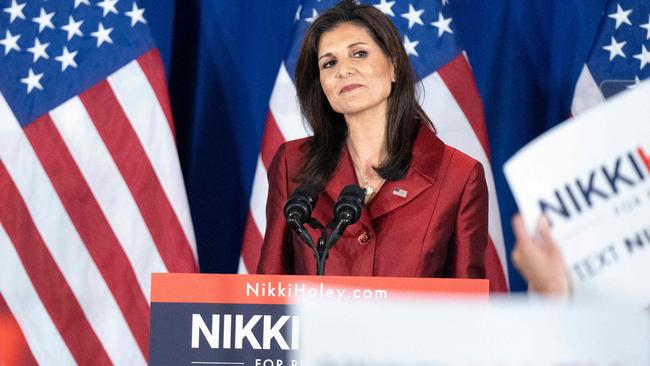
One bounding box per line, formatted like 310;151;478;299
268;64;310;142
23;114;150;357
0;162;114;365
437;55;491;157
80;81;196;273
260;112;287;170
420;61;508;290
137;49;177;137
49;97;168;301
0;51;196;363
107;60;198;261
571;65;606;115
0;94;145;364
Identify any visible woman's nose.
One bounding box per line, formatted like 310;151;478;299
336;61;354;78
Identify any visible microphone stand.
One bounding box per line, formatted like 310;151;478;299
286;184;363;275
302;217;352;276
291;217;349;276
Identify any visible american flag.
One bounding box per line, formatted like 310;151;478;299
0;0;197;364
239;0;509;292
572;0;650;114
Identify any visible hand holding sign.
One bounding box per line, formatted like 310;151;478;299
505;80;650;308
511;214;571;298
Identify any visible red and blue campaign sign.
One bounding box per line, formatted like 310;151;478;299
149;273;488;366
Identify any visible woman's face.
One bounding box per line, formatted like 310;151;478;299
317;22;395;118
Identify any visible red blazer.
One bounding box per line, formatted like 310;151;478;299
257;125;488;279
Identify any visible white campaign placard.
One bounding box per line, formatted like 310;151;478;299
298;297;649;366
504;81;650;307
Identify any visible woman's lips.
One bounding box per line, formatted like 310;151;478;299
340;84;362;94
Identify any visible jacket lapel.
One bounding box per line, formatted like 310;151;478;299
368;124;445;219
321;124;444;224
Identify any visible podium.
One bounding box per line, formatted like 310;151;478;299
149;273;488;365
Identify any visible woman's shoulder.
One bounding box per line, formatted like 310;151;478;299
268;136;311;175
281;136;310;155
272;137;310;162
444;144;483;171
413;125;483;180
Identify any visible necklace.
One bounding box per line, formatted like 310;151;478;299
361;175;374;196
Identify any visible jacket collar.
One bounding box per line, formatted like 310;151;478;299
323;123;445;221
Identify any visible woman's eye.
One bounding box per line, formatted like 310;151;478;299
322;60;336;69
353;50;368;57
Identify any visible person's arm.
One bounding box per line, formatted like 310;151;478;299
256;144;295;274
450;162;488;279
511;214;571;298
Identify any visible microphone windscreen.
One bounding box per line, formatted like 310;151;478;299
338;185;365;207
293;184;319;203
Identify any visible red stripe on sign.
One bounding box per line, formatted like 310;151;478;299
260;112;286;168
0;162;112;366
240;212;264;273
137;48;176;138
486;236;507;292
80;80;197;273
0;294;38;366
437;55;491;159
24;115;150;358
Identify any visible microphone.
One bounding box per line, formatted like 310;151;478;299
327;185;365;244
284;184;319;247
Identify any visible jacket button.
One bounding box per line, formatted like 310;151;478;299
357;232;370;245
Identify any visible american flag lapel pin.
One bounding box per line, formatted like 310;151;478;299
392;188;408;198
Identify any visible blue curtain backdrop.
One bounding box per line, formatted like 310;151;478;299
141;0;607;291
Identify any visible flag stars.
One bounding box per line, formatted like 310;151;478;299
20;68;44;93
61;16;84;41
3;0;26;23
403;35;419;57
125;2;147;27
32;7;55;33
633;45;650;70
27;38;49;62
431;12;453;37
374;0;395;17
294;4;302;22
55;46;78;71
0;30;21;55
305;9;318;23
602;36;626;61
74;0;91;8
91;23;113;47
627;76;642;89
401;4;424;29
640;15;650;40
97;0;119;17
608;4;632;30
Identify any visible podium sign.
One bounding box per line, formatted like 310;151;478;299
149;273;488;366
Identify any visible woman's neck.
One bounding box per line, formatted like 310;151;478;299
344;106;388;173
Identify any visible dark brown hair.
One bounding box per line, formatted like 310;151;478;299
295;0;433;190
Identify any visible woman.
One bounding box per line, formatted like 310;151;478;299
258;0;490;279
